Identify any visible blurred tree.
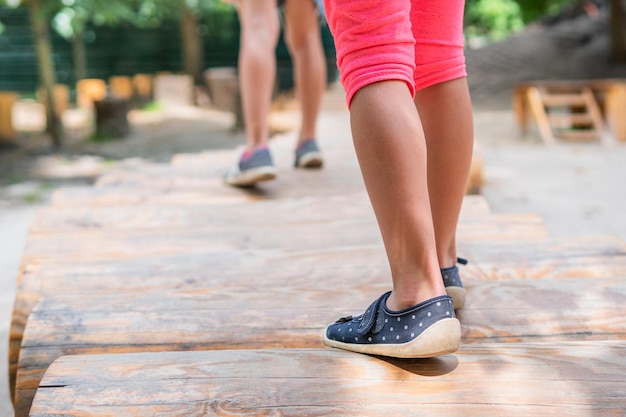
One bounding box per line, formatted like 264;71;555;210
52;0;135;81
465;0;583;43
27;0;63;148
465;0;525;42
609;0;625;62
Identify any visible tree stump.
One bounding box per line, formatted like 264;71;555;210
77;79;107;110
0;92;18;142
93;98;130;139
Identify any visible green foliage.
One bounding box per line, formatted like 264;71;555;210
465;0;525;41
514;0;580;23
465;0;581;44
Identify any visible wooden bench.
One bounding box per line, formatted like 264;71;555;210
30;344;626;416
513;79;626;144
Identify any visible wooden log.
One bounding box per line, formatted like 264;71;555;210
8;235;626;404
29;343;626;416
76;79;107;110
132;74;153;107
153;74;194;109
0;91;18;142
93;97;130;139
108;76;133;100
14;276;626;416
29;194;491;232
18;213;548;264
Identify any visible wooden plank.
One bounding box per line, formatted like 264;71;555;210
13;276;626;412
29;343;626;416
541;93;587;107
10;235;626;403
19;213;548;263
29;194;492;232
555;130;599;142
547;113;593;127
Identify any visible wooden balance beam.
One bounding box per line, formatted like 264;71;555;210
29;344;626;416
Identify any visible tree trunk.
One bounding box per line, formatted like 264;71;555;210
73;29;88;82
180;6;204;85
610;0;626;63
29;0;63;148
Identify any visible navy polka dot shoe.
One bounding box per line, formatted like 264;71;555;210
442;257;468;309
323;291;461;358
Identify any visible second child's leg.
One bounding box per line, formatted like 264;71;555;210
283;0;326;147
237;0;280;152
224;0;281;187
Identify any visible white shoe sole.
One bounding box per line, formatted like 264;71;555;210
297;152;324;168
323;318;461;358
446;286;466;310
224;166;278;187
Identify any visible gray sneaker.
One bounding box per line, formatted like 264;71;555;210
295;139;323;168
224;148;278;187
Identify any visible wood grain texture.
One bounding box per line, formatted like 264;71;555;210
10;235;626;402
19;213;547;264
14;276;626;415
29;343;626;416
30;194;491;232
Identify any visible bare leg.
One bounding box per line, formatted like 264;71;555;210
283;0;326;146
236;0;280;151
415;77;474;269
350;81;445;311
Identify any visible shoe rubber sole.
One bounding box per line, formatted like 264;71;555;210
323;318;461;359
297;152;323;168
224;166;278;187
446;286;466;310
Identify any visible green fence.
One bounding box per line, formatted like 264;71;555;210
0;7;337;95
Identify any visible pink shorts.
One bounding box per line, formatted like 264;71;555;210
323;0;467;106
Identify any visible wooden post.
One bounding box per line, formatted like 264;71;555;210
94;98;130;139
0;92;18;142
604;82;626;142
109;76;134;100
132;74;153;108
513;84;530;135
76;79;107;109
526;87;556;145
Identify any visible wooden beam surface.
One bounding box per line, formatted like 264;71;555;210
29;344;626;416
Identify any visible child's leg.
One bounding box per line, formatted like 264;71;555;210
236;0;280;151
283;0;326;146
411;0;473;269
416;79;473;269
350;81;445;310
324;0;444;310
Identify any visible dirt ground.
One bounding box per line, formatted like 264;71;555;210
2;9;626;415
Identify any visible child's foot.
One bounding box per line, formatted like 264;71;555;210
295;139;324;169
442;258;467;309
323;291;461;358
223;148;278;187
